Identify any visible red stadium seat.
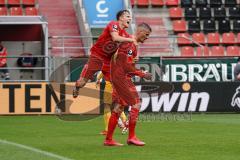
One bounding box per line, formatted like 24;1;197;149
237;33;240;45
181;46;194;56
177;33;192;45
166;0;180;7
226;46;240;56
130;0;136;7
9;7;23;15
169;7;183;19
207;33;220;45
137;0;149;7
192;33;205;45
8;0;20;6
196;46;210;56
0;6;7;15
173;20;187;33
22;0;35;6
25;7;38;15
0;0;5;6
210;46;225;56
222;32;236;45
150;0;164;7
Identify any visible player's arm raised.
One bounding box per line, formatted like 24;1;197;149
110;32;137;43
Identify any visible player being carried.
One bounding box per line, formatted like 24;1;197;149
73;9;136;97
104;23;152;146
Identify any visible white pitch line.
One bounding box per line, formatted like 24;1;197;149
0;139;74;160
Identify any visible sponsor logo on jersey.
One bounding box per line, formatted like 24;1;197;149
128;50;133;56
112;24;118;31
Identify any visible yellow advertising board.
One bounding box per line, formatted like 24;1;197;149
0;82;100;115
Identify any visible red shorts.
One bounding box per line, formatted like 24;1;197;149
112;76;140;107
101;63;111;81
82;54;104;80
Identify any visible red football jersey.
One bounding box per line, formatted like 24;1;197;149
110;42;143;106
101;62;111;81
91;21;130;62
111;42;145;78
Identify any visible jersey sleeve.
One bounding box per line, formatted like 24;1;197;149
129;70;146;77
107;21;119;33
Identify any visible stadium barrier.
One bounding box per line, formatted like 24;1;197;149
49;35;203;57
0;55;51;82
0;81;240;115
146;56;238;82
1;56;239;115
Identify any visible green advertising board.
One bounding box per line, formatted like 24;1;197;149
162;57;237;82
69;57;238;82
70;58;88;81
70;57;161;82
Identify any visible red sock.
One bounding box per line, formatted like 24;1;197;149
106;111;120;141
128;107;140;139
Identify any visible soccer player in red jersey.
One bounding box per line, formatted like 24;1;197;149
104;23;152;146
96;70;128;135
73;10;136;97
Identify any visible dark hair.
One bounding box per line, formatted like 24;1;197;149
138;22;152;32
116;10;130;20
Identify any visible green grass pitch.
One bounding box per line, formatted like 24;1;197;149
0;114;239;160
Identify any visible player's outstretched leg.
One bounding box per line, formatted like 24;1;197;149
127;105;145;146
73;64;89;98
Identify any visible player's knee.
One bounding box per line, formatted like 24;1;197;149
113;104;123;114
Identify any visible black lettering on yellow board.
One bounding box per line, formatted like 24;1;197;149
0;83;67;114
25;84;41;112
2;84;21;113
46;84;66;112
